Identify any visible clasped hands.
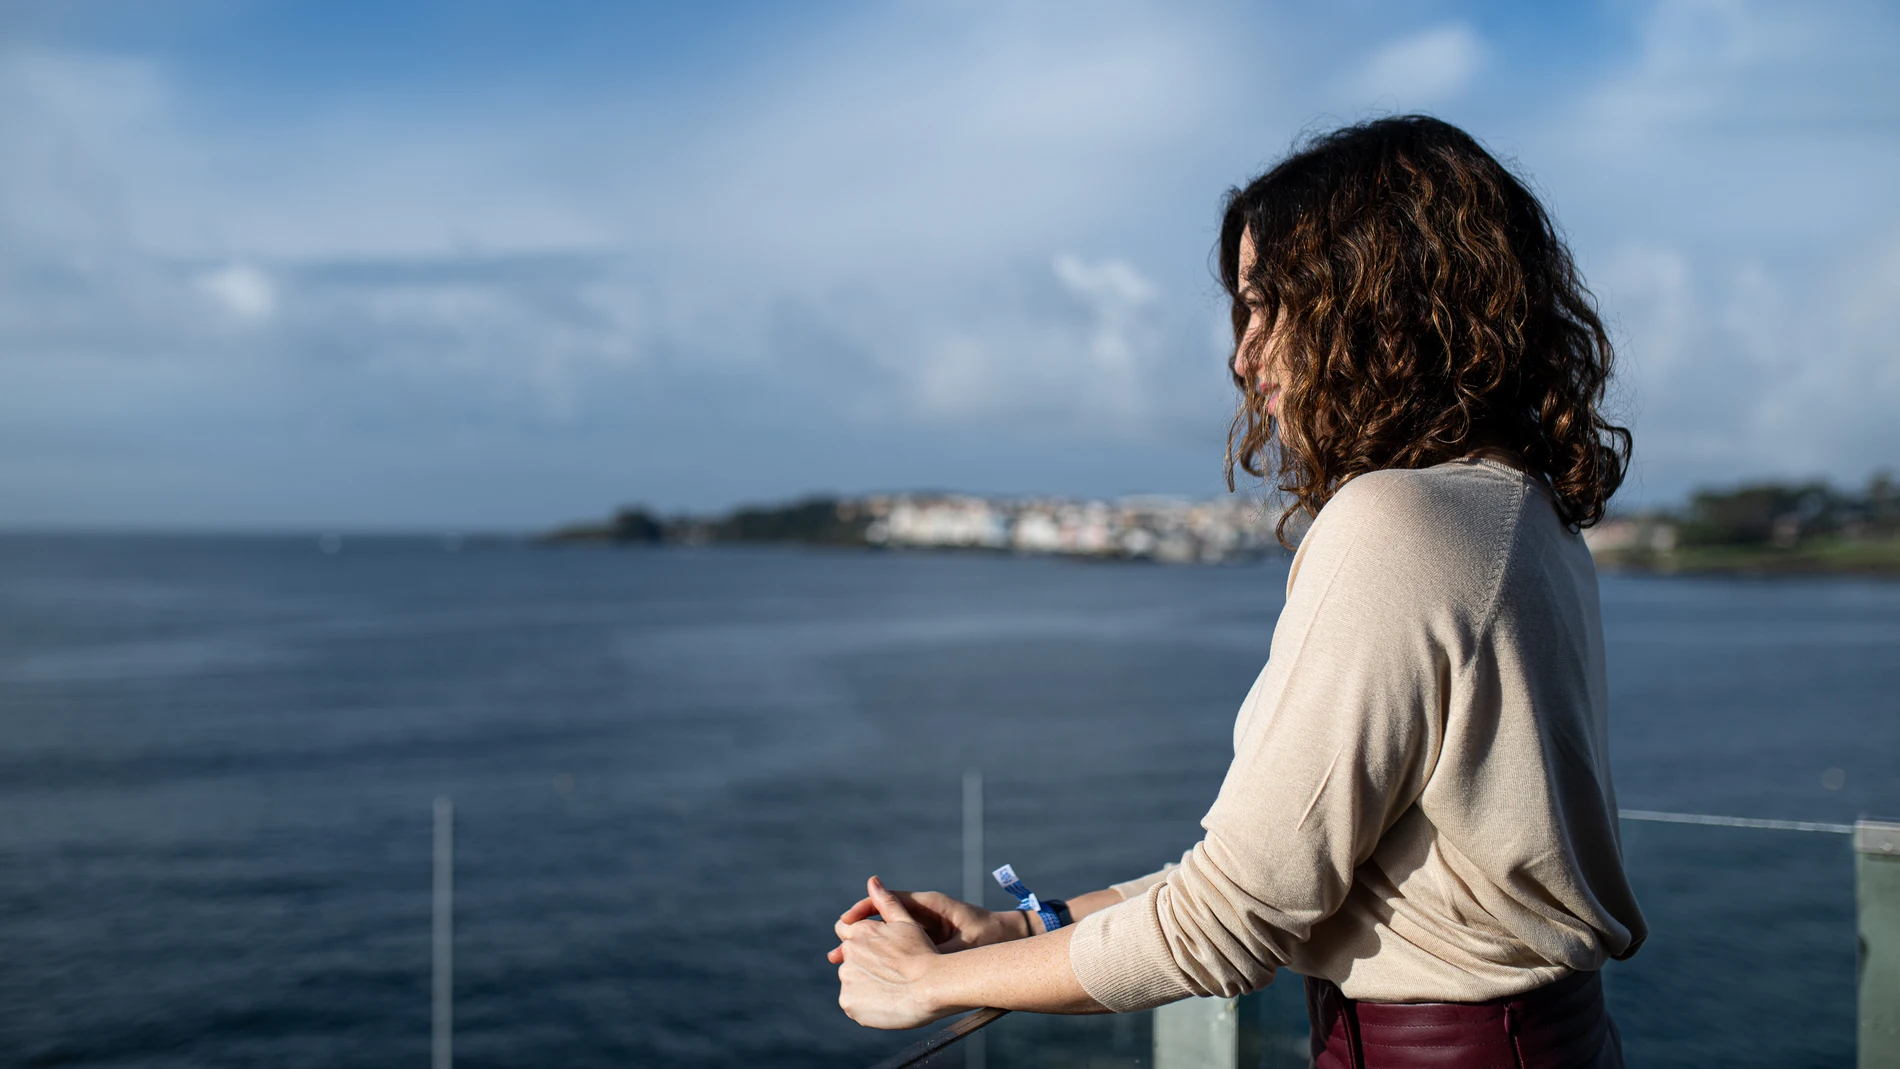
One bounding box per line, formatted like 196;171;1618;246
828;875;1029;1030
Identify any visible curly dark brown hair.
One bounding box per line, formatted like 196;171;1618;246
1219;116;1631;544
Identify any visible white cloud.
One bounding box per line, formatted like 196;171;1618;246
1589;224;1900;500
1598;243;1694;380
1344;24;1485;108
1052;253;1160;418
1053;253;1156;310
0;11;1248;448
898;256;1166;431
1530;0;1900;502
196;264;275;322
3;1;1899;524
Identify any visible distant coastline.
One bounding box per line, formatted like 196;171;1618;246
1587;535;1900;577
1584;475;1899;577
540;493;1285;565
544;474;1900;576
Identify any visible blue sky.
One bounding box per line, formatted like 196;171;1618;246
3;0;1897;529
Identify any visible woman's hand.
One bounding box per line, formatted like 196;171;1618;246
833;876;965;1030
828;886;1019;965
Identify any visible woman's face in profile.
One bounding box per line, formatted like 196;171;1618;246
1231;230;1285;418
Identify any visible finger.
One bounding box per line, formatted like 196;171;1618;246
826;943;845;965
912;890;954;909
867;875;918;927
834;918;862;942
842;887;923;923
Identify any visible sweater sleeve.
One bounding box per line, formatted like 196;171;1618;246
1068;476;1462;1011
1109;853;1189;901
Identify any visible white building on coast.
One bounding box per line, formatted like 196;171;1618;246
863;493;1281;563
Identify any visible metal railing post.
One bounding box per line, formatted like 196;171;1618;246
1153;996;1239;1069
433;797;454;1069
1857;819;1900;1069
962;771;985;1069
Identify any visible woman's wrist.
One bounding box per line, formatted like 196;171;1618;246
987;907;1034;941
990;887;1116;942
917;926;1105;1016
1061;887;1123;924
918;948;979;1018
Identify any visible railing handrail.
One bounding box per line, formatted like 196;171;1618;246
1619;808;1853;834
866;1008;1009;1069
862;811;1877;1067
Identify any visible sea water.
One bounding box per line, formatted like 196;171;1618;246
1;536;1894;1067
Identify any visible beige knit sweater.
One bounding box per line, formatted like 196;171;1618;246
1068;458;1647;1011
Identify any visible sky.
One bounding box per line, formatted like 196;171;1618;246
2;0;1897;530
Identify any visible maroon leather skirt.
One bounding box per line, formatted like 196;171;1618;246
1305;970;1623;1069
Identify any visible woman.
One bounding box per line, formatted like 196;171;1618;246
829;115;1646;1068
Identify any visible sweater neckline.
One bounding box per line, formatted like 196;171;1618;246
1462;456;1557;503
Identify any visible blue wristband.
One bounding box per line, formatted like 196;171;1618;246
991;863;1064;933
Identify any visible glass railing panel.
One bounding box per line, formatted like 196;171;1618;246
1608;816;1856;1068
1236;975;1311;1068
905;968;1313;1068
895;1003;1155;1067
940;1008;1149;1068
897;816;1862;1069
